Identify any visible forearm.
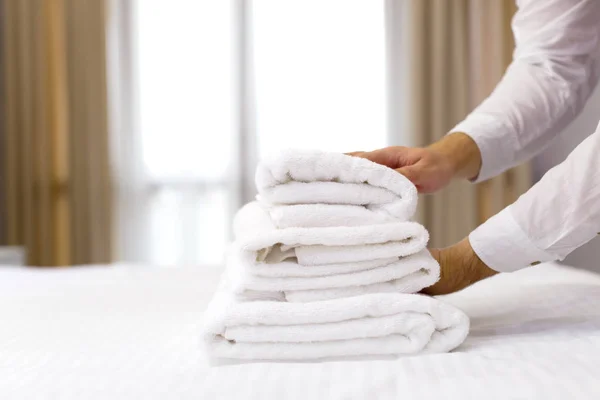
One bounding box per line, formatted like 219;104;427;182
428;122;600;291
446;0;600;182
470;124;600;272
424;238;497;296
451;59;598;182
428;133;482;181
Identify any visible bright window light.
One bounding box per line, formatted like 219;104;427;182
134;0;235;265
132;0;387;265
252;0;388;158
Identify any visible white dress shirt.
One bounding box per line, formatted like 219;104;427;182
450;0;600;272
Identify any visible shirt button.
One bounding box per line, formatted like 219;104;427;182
530;261;541;266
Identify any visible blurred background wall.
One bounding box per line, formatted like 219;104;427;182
0;0;595;270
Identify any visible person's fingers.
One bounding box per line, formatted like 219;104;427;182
395;165;420;183
394;147;422;167
349;147;423;169
357;149;402;168
345;151;366;157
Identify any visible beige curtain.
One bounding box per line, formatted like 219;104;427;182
407;0;530;248
1;0;112;266
469;0;531;224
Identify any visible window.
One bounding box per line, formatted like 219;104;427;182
134;0;235;265
128;0;388;266
253;0;387;157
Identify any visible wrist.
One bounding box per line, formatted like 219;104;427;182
428;132;482;181
424;238;497;296
437;238;496;293
457;237;497;285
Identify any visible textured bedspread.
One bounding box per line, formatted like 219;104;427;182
1;262;600;399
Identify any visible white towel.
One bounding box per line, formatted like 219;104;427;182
201;150;468;361
202;290;470;361
268;203;394;228
229;249;440;303
255;150;418;222
249;256;401;278
234;202;428;266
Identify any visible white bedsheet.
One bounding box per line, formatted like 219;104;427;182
1;263;600;399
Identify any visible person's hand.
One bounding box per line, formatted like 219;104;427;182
348;132;482;193
348;146;454;193
423;238;498;296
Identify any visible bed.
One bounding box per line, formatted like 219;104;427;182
2;262;600;400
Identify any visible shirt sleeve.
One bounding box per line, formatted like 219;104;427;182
470;122;600;272
450;0;600;182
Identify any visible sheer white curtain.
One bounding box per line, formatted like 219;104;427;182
108;0;393;266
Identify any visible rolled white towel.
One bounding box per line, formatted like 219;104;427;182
229;248;440;302
255;150;418;223
202;289;470;361
234;202;428;266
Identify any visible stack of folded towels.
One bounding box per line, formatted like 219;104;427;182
203;150;469;361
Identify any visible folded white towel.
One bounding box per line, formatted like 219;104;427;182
234;202;428;266
268;204;394;228
249;256;401;278
229;249;440;303
255;150;418;222
202;290;469;360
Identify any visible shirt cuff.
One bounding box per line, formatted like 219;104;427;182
449;118;516;183
468;206;557;273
